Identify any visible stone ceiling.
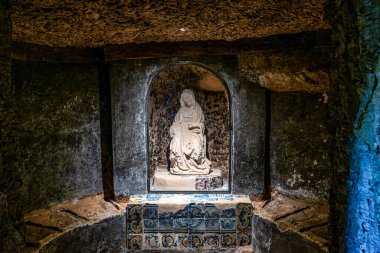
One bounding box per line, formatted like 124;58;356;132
11;0;329;47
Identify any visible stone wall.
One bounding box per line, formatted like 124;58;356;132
149;64;229;178
328;0;380;252
270;92;331;200
0;0;24;252
12;61;102;213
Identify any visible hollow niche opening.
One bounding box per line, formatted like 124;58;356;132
148;64;230;192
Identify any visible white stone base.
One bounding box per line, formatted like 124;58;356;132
152;167;224;191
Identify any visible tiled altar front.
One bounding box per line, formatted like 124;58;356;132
126;194;252;251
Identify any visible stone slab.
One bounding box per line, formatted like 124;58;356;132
152;167;223;191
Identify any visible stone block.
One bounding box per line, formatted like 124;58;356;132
152;167;223;191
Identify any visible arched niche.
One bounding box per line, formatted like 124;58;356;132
147;64;231;192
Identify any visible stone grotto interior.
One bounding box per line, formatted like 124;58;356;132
1;1;379;253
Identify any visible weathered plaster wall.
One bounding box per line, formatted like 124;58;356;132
0;0;24;252
328;0;380;252
149;65;229;177
110;56;266;196
270;92;331;200
12;61;102;213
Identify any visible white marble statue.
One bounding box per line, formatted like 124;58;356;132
169;89;211;175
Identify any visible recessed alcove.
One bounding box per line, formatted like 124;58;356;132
147;64;230;192
5;0;377;250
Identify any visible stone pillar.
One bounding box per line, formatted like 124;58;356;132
0;0;24;252
329;0;380;252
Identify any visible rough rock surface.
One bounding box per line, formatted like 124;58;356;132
11;0;329;47
12;61;103;213
238;47;330;92
328;0;380;251
0;0;24;252
270;92;331;200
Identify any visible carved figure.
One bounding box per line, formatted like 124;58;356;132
169;89;211;174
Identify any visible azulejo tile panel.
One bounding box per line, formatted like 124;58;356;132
204;203;220;218
143;204;158;219
203;234;220;249
205;218;220;232
127;235;142;251
191;233;204;249
220;218;237;232
177;234;192;250
237;232;252;246
159;217;174;233
127;218;143;234
220;233;237;248
174;218;190;232
188;203;205;218
127;204;143;220
143;234;161;250
143;219;158;233
221;208;236;218
189;218;205;232
161;234;177;249
237;213;252;232
126;195;253;251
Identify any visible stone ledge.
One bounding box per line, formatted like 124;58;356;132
23;195;127;253
251;192;329;252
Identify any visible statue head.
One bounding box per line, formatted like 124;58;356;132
180;89;196;107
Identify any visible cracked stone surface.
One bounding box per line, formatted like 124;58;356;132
251;191;329;252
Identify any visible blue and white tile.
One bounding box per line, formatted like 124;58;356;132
203;234;220;249
174;218;190;232
143;203;158;219
237;232;252;246
188;203;205;218
161;234;177;249
190;233;204;249
143;219;158;233
237;214;252;232
127;204;143;220
220;218;236;232
127;235;142;251
159;217;174;233
220;208;236;218
127;219;143;234
204;218;220;232
204;203;220;218
220;233;237;248
188;218;205;232
143;234;161;250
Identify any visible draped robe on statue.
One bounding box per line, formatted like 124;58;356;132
169;89;211;174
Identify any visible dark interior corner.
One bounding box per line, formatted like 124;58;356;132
1;0;379;252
